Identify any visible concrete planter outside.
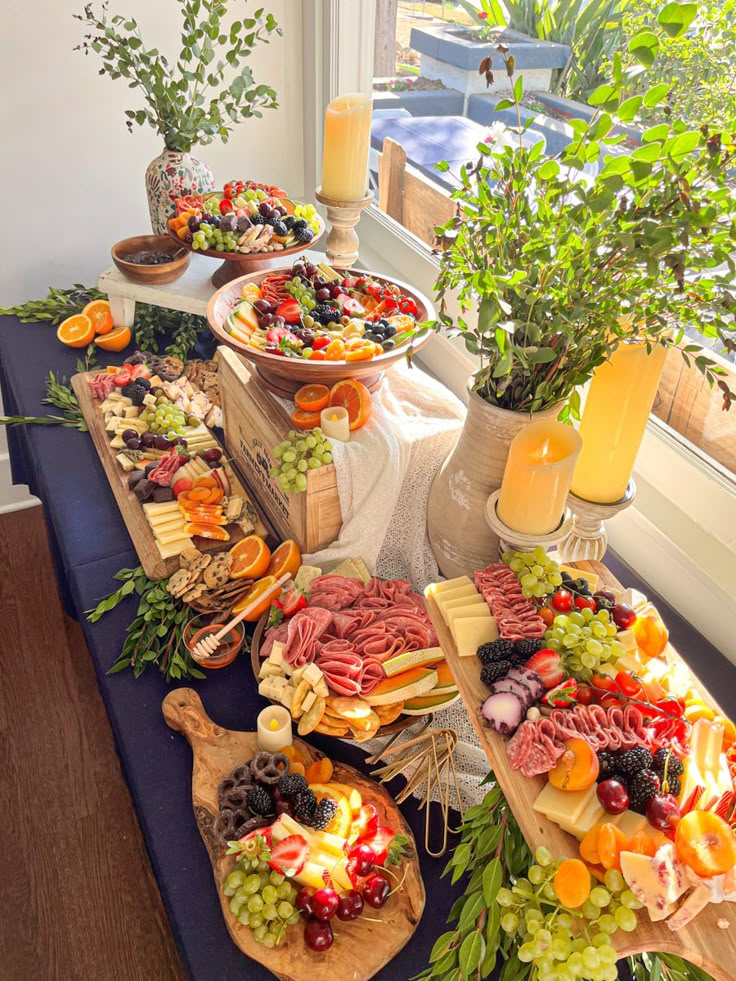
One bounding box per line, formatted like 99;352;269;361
410;24;570;97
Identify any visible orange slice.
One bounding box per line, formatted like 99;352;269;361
229;535;271;580
82;299;114;335
328;379;373;431
185;523;231;541
290;407;322;430
95;325;132;352
266;539;302;580
231;575;282;620
295;384;330;413
57;314;95;348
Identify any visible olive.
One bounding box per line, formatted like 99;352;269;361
141;432;156;448
126;437;142;450
121;428;137;442
382;339;395;350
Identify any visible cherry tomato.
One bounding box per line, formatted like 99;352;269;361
552;589;573;612
590;672;620;695
399;297;418;316
223;184;234;199
615;671;644;698
574;595;597;612
654;697;686;719
219;198;234;214
576;684;595;705
312;336;331;351
600;694;622;710
539;606;555;627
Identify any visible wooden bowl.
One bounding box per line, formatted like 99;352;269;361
250;613;417;739
207;267;434;397
112;235;190;285
168;206;326;288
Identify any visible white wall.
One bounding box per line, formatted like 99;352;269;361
0;0;305;305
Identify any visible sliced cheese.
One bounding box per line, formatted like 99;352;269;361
110;434;126;449
259;662;283;679
533;782;597;826
302;663;324;688
143;501;180;515
331;557;371;582
620;844;689;918
156;537;193;558
267;642;285;666
447;602;492;636
294;565;323;592
300;691;316;714
279;686;296;709
156;526;190;545
558;795;607;839
453;615;499;657
611;809;648;839
426;576;472;596
434;584;478;608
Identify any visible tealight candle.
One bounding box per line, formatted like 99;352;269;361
496;420;582;537
256;706;293;753
320;406;350;442
320;93;372;201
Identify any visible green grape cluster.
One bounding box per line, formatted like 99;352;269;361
285;277;317;311
140;401;187;437
503;547;564;599
224;858;300;948
497;848;641;981
293;202;320;233
192;222;239;253
545;609;625;680
270;428;333;494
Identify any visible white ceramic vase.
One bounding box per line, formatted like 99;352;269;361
145;148;216;234
427;383;562;579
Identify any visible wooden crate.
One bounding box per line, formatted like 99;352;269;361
217;347;342;553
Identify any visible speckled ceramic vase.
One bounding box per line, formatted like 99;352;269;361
145;148;215;233
427;383;562;578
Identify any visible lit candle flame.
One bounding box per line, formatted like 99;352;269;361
269;719;280;731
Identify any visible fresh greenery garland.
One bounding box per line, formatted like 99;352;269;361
0;285;105;325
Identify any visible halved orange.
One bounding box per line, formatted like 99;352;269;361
185;523;230;541
95;325;132;352
231;575;282;619
328;379;373;431
229;535;271;580
266;539;302;580
82;299;114;335
290;407;322;430
57;314;95;348
295;384;330;413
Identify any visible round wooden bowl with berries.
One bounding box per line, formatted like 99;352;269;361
206;264;434;397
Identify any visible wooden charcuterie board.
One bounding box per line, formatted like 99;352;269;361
425;561;736;978
162;689;425;981
72;370;272;579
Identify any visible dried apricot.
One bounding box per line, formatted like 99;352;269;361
305;758;334;785
553;858;592;908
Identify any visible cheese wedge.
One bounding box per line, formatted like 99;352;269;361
452;615;498;656
534;782;597;826
557;795;607;839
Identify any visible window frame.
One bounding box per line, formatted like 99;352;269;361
301;0;736;662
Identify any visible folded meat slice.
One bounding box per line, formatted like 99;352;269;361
282;608;334;666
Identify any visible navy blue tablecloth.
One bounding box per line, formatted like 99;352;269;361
2;314;734;981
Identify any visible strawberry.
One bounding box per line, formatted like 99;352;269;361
281;588;308;617
542;677;578;708
129;364;151;380
351;803;378;843
266;325;291;344
268;834;309;877
361;827;395;865
276;299;302;325
525;649;564;690
172;477;192;498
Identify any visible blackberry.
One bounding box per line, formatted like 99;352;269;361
480;660;512;687
247;786;274;816
514;639;543;661
652;748;684;778
250;214;267;225
279;773;308;799
477;639;515;665
628;770;661;814
292;218;308;231
312;797;338;831
292;790;318;824
312;303;341;326
606;772;629;790
282;215;296;230
272;220;288;237
617;746;653;777
661;774;681;797
596;751;619;782
295;227;314;244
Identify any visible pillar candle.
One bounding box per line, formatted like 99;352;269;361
256;706;293;753
496;420;582;536
320;93;372;201
320;405;350;442
571;341;668;504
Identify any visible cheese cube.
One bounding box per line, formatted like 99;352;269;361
448;603;492;637
291;667;305;685
259;662;284;680
426;576;472;596
279;686;296;709
533;782;596;826
313;677;330;698
302;663;324;687
268;642;285;666
611;810;648;839
110;434;126;449
301;691;316;714
453;615;499;657
142;393;157;407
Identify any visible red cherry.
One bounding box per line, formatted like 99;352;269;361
611;603;637;630
552;589;573;612
312;887;339;921
646;794;681;832
348;843;376;877
596;779;630;815
295;888;314;916
361;873;390;909
336;890;364;921
304;918;334;951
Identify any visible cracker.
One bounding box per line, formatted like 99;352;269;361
182;583;206;603
297;695;326;736
373;702;405;725
315;722;350;737
344;709;381;732
167;569;191;597
290;680;311;721
349;726;376;743
326;696;373;721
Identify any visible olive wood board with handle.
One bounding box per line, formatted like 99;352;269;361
162;688;425;980
424;560;735;977
72;369;272;579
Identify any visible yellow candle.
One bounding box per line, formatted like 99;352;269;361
320;405;350;442
497;420;582;536
256;706;292;752
320;93;372;201
571;341;667;504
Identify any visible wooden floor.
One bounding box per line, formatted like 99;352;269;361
0;507;183;981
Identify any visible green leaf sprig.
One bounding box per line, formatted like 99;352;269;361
132;302;208;361
87;565;206;682
0;370;88;432
0;284;105;325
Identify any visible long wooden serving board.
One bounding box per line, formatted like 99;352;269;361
425;561;736;977
72;370;272;579
163;689;425;981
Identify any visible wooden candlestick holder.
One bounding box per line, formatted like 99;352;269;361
558;480;636;563
315;188;373;268
485;490;573;557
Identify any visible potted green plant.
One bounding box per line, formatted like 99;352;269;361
426;4;736;577
75;1;281;232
